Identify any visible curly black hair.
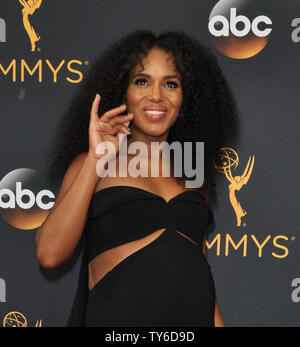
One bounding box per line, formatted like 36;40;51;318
47;29;240;207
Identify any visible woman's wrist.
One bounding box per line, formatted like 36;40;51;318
83;152;101;182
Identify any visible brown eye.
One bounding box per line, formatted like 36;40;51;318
165;81;179;88
134;78;148;86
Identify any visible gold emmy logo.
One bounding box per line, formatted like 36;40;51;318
35;319;42;327
215;147;255;227
19;0;43;52
3;311;27;327
3;311;42;327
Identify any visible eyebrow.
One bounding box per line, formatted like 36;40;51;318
131;73;180;80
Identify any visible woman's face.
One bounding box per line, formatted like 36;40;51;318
126;47;183;139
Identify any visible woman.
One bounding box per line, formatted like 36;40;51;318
36;30;240;327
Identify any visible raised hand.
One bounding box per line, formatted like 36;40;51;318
88;94;134;160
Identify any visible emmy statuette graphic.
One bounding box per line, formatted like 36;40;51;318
215;147;255;227
19;0;43;52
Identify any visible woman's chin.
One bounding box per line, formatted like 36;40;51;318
141;125;169;138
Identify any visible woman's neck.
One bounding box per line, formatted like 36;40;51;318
120;130;172;178
127;130;169;153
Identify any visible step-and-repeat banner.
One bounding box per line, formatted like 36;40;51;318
0;0;299;327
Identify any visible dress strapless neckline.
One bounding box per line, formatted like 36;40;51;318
92;184;208;205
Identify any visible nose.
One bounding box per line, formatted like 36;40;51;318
148;82;163;102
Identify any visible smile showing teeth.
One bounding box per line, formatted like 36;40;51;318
144;108;168;121
145;110;166;115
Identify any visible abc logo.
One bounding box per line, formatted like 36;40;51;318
209;1;272;59
0;182;54;210
0;168;55;230
209;8;272;38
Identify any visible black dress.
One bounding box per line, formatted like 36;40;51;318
67;185;216;327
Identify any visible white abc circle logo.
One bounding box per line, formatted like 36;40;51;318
209;8;272;38
208;0;272;59
0;168;55;230
0;181;54;210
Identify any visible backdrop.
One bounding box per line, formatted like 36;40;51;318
0;0;299;327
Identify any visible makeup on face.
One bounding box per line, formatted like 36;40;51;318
125;48;183;139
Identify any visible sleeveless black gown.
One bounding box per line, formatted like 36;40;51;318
67;185;216;327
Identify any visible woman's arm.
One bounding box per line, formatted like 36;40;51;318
35;152;99;268
36;95;133;269
202;234;225;327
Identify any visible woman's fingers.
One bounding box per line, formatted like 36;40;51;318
109;113;133;127
100;104;127;122
90;96;133;136
97;118;131;136
123;119;131;128
96;121;117;135
90;94;101;125
115;124;131;135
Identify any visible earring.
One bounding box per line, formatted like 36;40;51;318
178;112;183;118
